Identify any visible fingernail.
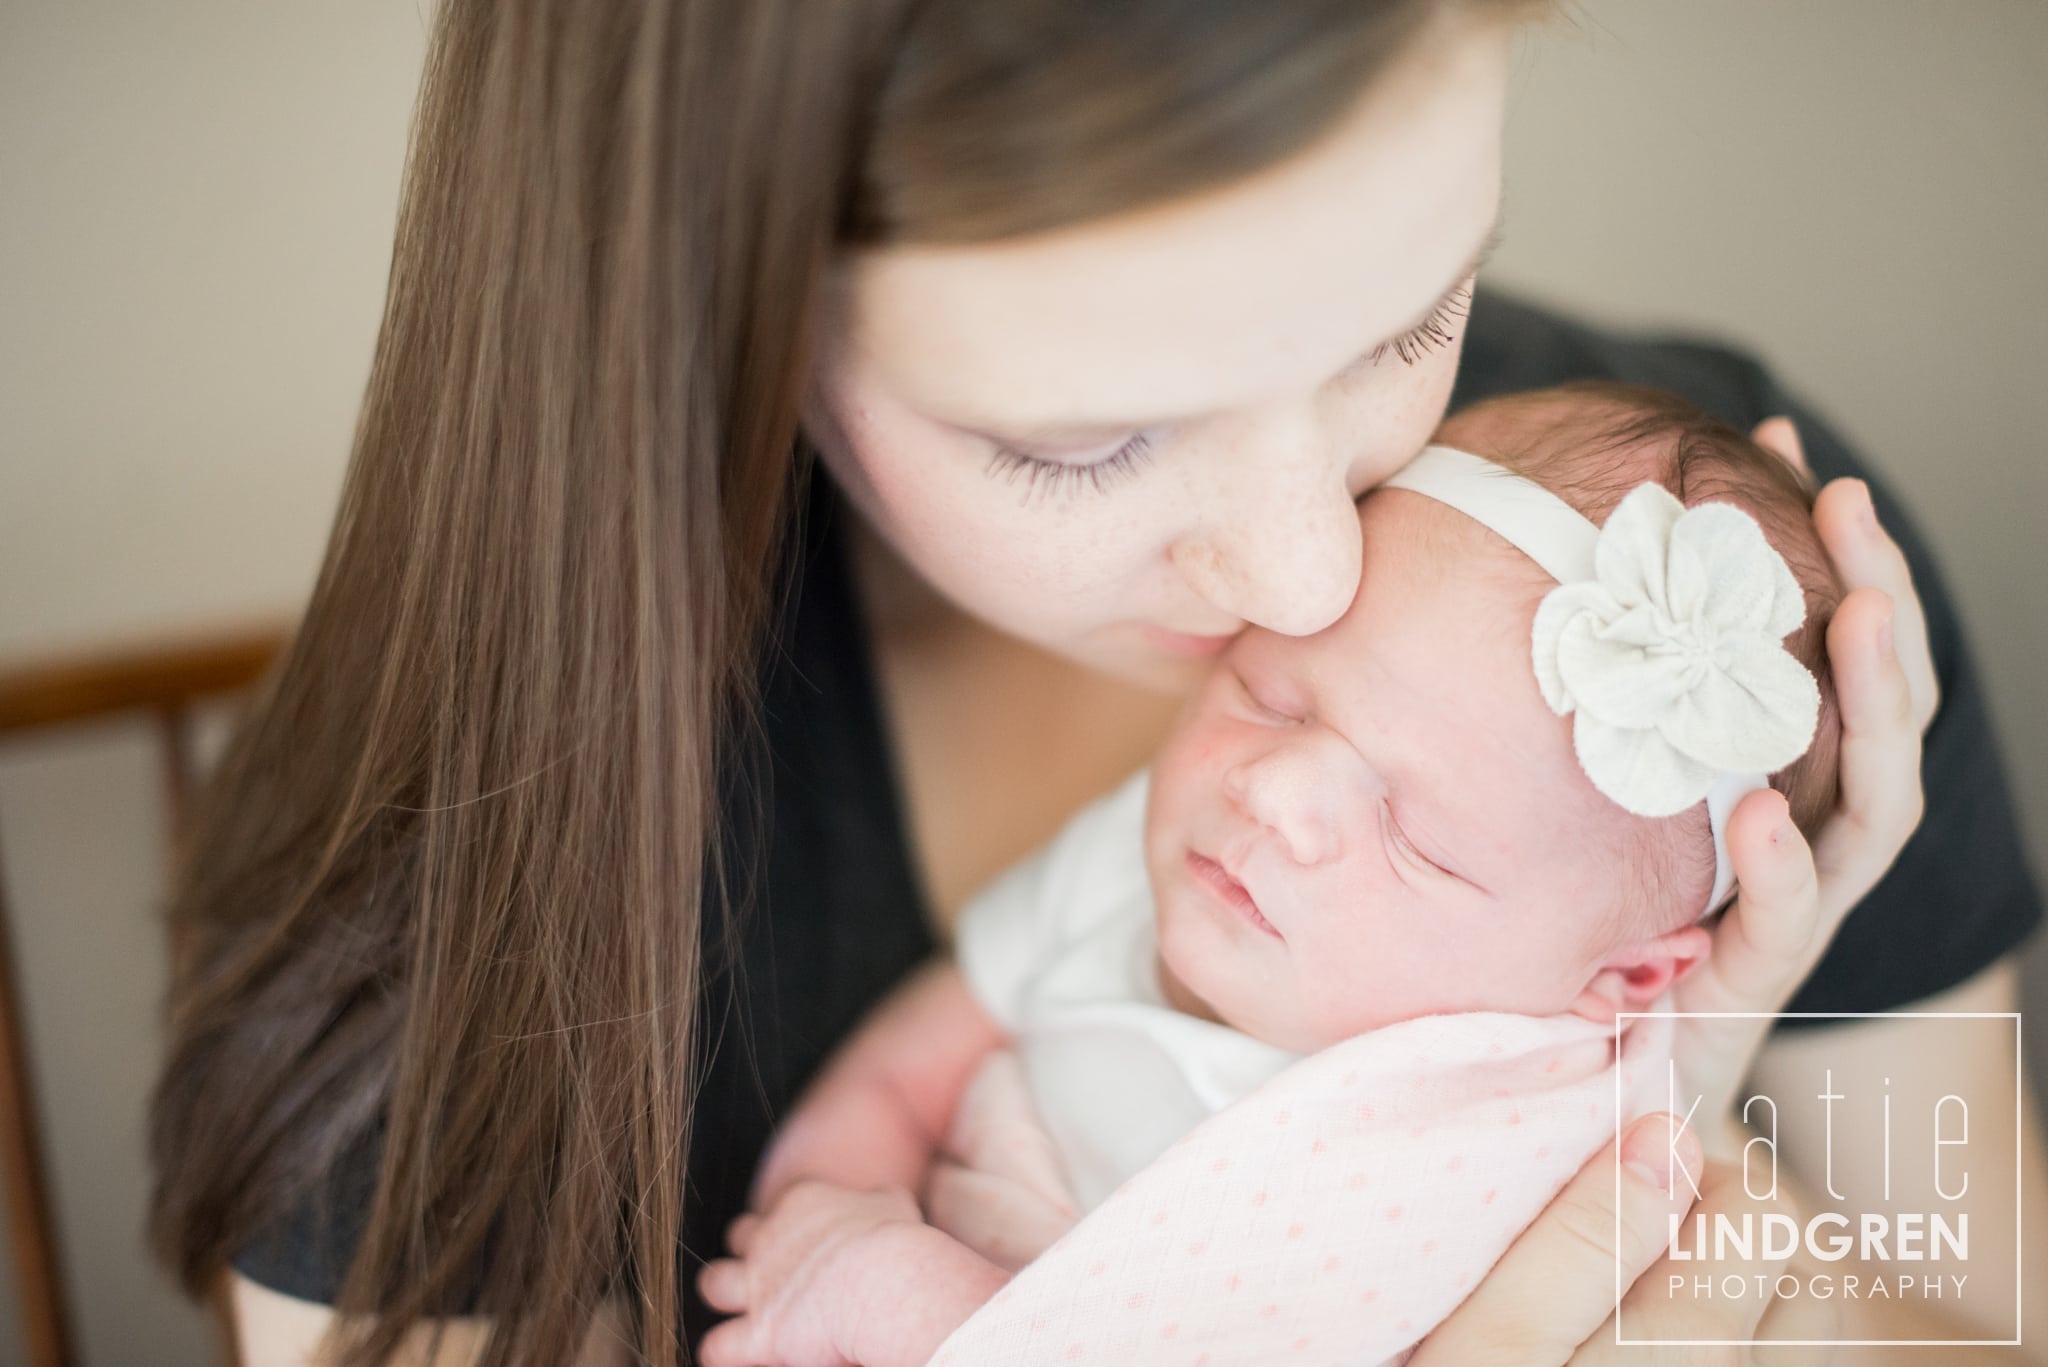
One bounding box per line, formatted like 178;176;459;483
1858;480;1878;533
1622;1114;1700;1196
1877;610;1896;663
1759;790;1793;848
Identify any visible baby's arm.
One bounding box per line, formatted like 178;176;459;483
752;958;1006;1209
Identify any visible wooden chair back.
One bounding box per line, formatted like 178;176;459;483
0;622;289;1367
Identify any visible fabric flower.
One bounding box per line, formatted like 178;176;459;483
1529;483;1820;818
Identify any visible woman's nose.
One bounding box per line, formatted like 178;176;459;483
1170;416;1363;637
1223;745;1345;867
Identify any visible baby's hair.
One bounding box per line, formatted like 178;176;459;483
1447;380;1844;929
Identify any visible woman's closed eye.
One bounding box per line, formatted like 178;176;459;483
984;431;1156;501
978;276;1479;503
1368;280;1473;368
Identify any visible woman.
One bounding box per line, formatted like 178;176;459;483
147;0;2043;1363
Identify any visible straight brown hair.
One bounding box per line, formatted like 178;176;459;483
147;2;1541;1362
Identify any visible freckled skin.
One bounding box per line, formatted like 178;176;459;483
803;23;1511;694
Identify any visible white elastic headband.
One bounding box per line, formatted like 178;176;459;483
1383;445;1822;918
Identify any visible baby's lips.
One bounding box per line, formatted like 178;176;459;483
1193;846;1284;940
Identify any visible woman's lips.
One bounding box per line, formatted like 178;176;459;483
1186;851;1282;940
1143;624;1237;657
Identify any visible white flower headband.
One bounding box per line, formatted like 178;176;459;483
1381;445;1821;917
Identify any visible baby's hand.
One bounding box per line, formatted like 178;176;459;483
698;1181;923;1367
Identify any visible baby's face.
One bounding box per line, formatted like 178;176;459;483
1145;489;1649;1053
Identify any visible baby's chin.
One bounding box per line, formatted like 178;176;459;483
1153;947;1229;1028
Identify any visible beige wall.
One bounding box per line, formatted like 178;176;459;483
1484;0;2048;1146
0;2;2042;1361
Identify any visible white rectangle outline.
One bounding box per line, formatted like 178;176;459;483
1610;1011;2022;1348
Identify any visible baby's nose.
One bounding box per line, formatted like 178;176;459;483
1225;747;1343;867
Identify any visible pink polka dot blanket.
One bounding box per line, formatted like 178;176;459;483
925;1007;1674;1366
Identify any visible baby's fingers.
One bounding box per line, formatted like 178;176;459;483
699;1314;768;1367
698;1257;751;1314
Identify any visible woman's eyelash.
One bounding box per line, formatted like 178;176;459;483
984;432;1156;500
982;281;1473;498
1370;282;1474;367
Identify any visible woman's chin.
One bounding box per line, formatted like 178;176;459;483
1095;646;1214;697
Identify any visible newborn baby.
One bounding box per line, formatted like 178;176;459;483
697;381;1843;1367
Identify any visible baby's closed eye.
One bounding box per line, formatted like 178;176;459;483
1379;801;1461;885
1232;667;1306;725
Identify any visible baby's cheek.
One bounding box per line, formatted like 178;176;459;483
1284;943;1383;1046
1155;713;1226;804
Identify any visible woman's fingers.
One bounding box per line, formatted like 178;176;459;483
1577;1160;1810;1364
1751;416;1808;473
726;1212;761;1256
1619;1163;1788;1346
1702;790;1820;1009
1810;586;1924;915
1667;792;1818;1123
1409;1113;1702;1367
1814;477;1937;729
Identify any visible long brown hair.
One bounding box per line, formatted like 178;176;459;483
148;1;1538;1361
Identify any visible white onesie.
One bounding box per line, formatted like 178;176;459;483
953;767;1300;1210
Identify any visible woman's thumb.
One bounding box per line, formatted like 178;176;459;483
1409;1112;1703;1366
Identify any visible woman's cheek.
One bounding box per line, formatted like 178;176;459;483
1332;343;1469;493
832;429;1130;624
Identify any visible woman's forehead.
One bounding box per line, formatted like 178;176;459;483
835;23;1512;437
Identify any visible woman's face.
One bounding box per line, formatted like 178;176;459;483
804;20;1513;693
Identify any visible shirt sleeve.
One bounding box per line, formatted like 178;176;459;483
229;1114;507;1312
228;1136;371;1306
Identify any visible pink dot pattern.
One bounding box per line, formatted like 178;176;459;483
925;1009;1676;1367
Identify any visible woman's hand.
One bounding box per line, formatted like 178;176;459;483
1666;419;1937;1133
1415;419;1941;1364
1409;1112;1706;1365
1415;1111;1846;1364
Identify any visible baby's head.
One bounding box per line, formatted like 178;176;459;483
1145;381;1842;1053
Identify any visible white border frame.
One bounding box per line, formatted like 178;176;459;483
1611;1011;2022;1349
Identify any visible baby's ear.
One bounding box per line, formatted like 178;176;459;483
1568;924;1713;1025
